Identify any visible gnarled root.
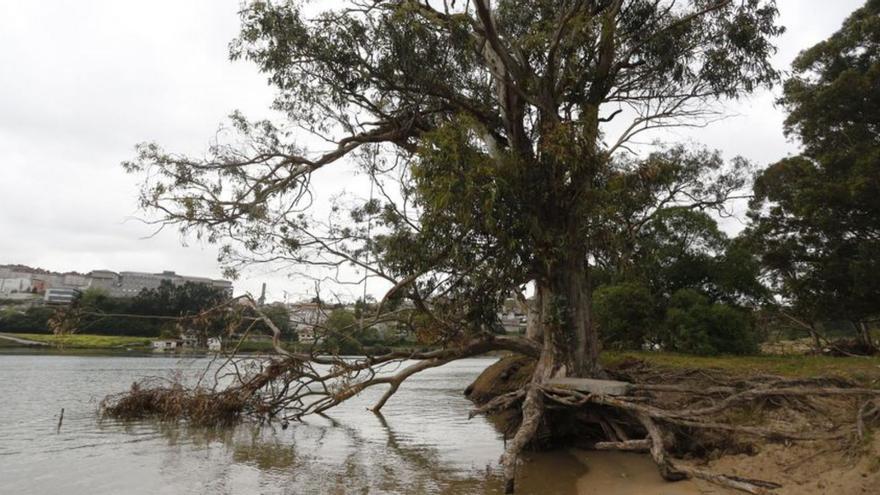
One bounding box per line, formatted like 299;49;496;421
636;411;780;494
501;383;544;494
474;365;880;494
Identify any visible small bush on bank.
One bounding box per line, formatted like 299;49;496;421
594;283;660;350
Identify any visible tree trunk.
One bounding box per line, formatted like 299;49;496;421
536;250;602;378
502;251;600;492
857;321;877;352
808;323;823;354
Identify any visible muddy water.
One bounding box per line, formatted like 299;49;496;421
0;353;701;494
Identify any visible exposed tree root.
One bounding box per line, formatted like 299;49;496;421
501;384;544;494
469;361;880;494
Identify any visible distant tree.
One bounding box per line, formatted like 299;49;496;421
0;306;56;334
256;303;292;338
593;146;753;281
320;309;361;355
663;289;758;355
593;203;765;351
593;282;659;350
746;0;880;350
131;281;228;318
77;287;111;310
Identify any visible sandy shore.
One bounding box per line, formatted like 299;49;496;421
515;440;879;495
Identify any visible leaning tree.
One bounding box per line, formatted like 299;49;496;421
111;1;880;492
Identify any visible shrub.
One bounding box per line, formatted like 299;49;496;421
594;282;660;350
663;289;757;355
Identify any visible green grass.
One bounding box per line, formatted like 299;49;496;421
603;351;880;386
234;340;284;353
6;333;154;349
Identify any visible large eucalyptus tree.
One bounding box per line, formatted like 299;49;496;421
122;0;787;491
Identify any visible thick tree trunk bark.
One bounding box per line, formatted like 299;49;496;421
537;250;602;378
502;251;600;492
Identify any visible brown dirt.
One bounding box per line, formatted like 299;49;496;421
465;354;537;438
465;354;535;404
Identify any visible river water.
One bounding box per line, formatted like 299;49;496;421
0;353;699;495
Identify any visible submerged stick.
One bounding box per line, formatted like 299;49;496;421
56;408;64;432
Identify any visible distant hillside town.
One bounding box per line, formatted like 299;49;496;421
0;264;233;304
0;263;527;344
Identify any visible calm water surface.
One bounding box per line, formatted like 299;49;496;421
1;353;693;495
0;354;537;494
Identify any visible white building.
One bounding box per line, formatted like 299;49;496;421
152;339;180;350
44;288;81;305
497;296;528;334
207;337;222;352
288;302;327;343
0;277;31;295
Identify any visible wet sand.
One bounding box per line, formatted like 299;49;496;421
572;450;711;495
515;449;712;495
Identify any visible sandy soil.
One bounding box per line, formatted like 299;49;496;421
696;436;880;495
564;437;879;495
513;437;880;495
572;450;708;495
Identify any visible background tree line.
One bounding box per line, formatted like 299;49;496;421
0;281;291;338
594;0;879;355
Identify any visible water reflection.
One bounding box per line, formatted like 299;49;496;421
118;410;506;494
0;354;515;494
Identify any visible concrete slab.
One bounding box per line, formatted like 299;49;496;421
546;377;631;396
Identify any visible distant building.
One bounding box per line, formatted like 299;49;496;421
207;337;222;352
87;270;119;293
152;339;181;351
62;273;89;287
497;295;528;334
288;302;327;343
180;330;199;348
0;265;94;297
0;277;32;295
499;314;527;334
0;264;233;304
87;269;233;298
44;288;80;305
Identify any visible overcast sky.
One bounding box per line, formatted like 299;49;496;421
0;0;866;302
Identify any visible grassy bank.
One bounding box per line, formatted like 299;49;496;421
2;332;878;386
3;333;154;349
0;333;434;355
603;351;880;385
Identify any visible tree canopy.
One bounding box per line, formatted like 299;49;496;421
746;0;879;347
126;0;781;377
